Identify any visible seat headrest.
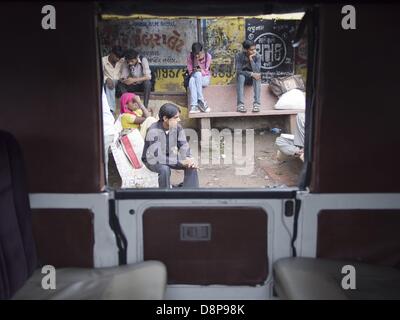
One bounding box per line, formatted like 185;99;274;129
0;131;37;300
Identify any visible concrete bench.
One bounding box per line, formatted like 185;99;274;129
188;84;304;136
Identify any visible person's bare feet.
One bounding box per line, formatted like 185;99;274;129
295;149;304;162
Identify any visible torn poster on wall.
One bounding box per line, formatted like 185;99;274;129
245;19;297;82
202;17;245;85
99;19;198;66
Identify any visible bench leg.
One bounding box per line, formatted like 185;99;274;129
199;118;221;165
199;118;214;165
289;114;297;134
200;118;211;147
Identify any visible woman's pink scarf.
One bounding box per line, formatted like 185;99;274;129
120;92;137;114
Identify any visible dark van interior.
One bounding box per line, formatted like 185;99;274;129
1;1;400;300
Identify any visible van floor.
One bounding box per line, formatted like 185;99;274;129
108;130;303;189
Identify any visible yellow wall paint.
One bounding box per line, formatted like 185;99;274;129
154;67;186;92
205;17;245;86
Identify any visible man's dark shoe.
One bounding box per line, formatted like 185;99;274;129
172;182;184;188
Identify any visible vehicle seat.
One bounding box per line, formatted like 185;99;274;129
273;257;400;300
0;130;167;300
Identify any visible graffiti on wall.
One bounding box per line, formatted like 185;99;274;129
99;19;197;66
245;19;297;82
202;18;245;85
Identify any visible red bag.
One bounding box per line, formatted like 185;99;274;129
120;135;142;169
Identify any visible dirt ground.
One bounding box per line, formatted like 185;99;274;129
108;129;303;189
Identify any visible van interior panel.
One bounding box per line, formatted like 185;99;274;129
0;2;104;193
32;209;95;268
310;5;400;193
1;0;400;301
143;207;268;285
317;210;400;268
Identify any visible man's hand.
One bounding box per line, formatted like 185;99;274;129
105;78;114;89
123;77;137;86
249;52;257;59
181;158;198;169
252;73;262;81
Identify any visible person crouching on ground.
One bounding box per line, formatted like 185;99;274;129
275;112;305;161
142;103;199;188
235;40;262;113
120;92;157;139
187;42;212;114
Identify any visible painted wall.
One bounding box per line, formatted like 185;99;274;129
245;19;297;82
100;18;197;65
99;18;197;92
100;16;304;93
202;17;245;86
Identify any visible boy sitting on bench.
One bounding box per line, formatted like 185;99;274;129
235;40;262;113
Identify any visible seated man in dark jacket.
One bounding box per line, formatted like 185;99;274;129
142;103;199;189
235;40;262;113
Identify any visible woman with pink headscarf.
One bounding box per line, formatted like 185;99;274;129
115;93;157;172
119;92;157;139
